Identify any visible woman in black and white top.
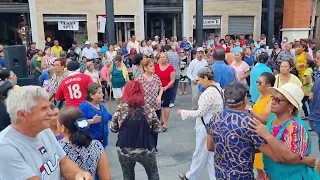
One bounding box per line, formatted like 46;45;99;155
58;106;111;180
177;67;224;180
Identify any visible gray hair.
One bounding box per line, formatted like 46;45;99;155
316;50;320;57
6;86;49;123
197;67;215;80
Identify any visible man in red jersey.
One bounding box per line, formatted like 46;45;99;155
55;61;93;107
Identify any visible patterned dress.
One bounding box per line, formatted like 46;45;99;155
59;140;104;180
136;74;162;110
208;109;265;180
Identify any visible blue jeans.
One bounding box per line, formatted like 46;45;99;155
171;79;180;104
309;120;320;151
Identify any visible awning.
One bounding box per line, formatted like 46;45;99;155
43;15;87;22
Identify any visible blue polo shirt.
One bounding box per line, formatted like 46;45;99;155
309;79;320;122
244;56;254;67
249;63;272;103
212;61;236;89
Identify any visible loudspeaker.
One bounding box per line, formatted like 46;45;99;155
4;45;29;78
17;75;39;86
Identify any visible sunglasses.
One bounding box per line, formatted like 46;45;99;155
180;52;184;53
271;96;288;104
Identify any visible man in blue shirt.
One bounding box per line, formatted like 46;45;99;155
309;78;320;151
212;48;236;89
244;47;254;67
180;37;191;52
101;41;109;55
249;52;272;103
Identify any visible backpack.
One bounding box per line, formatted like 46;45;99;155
116;107;154;151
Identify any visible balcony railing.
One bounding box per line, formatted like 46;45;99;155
144;0;183;7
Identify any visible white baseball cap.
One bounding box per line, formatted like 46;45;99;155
196;47;204;52
85;41;90;45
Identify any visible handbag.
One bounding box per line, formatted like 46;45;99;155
99;103;105;144
201;84;224;134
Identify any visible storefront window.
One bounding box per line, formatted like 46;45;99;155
44;21;87;50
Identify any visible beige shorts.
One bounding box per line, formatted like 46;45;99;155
112;88;123;99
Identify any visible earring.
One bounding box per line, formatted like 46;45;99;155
289;109;293;114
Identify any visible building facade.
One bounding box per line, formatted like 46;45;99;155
28;0;264;49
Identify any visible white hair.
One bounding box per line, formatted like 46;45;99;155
6;86;49;123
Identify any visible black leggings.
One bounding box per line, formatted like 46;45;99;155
302;96;310;117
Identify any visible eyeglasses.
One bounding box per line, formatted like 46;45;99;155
271;96;288;104
180;52;184;54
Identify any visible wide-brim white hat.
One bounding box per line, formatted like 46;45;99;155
268;83;304;111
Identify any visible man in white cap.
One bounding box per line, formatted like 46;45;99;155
81;41;97;61
187;47;208;109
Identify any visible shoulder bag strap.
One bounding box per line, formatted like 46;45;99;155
275;120;294;139
99;104;105;143
201;85;223;133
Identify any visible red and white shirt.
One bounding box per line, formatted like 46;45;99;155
55;73;93;108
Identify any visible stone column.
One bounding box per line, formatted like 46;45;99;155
281;0;312;42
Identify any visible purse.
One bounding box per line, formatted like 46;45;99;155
99;104;105;144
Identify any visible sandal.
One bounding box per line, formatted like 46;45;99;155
178;173;188;180
183;92;187;95
162;127;168;132
179;92;183;96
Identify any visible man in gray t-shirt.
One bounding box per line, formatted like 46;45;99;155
0;126;65;179
0;86;92;180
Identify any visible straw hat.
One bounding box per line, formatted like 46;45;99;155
268;83;304;111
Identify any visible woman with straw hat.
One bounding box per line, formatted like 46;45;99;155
249;83;320;180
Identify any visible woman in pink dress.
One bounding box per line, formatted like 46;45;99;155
231;51;250;84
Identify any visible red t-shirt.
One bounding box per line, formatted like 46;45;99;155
55;73;93;107
240;39;246;47
154;64;174;88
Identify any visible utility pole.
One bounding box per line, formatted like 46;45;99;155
105;0;115;45
196;0;203;47
267;0;275;48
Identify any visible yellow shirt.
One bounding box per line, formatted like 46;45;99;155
253;95;271;115
51;46;63;58
274;74;302;88
253;95;271;170
295;52;307;79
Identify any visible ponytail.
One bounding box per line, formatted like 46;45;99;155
70;130;93;148
71;118;93;148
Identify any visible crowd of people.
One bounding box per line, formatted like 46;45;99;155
0;32;319;180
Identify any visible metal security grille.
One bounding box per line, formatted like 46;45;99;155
0;3;29;13
228;16;254;35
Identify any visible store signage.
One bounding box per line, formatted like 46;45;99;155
58;21;79;31
97;16;106;33
193;18;221;26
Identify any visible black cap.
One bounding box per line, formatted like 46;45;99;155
258;52;269;63
67;61;80;71
224;81;249;106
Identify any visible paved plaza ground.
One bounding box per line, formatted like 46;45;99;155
105;89;320;180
